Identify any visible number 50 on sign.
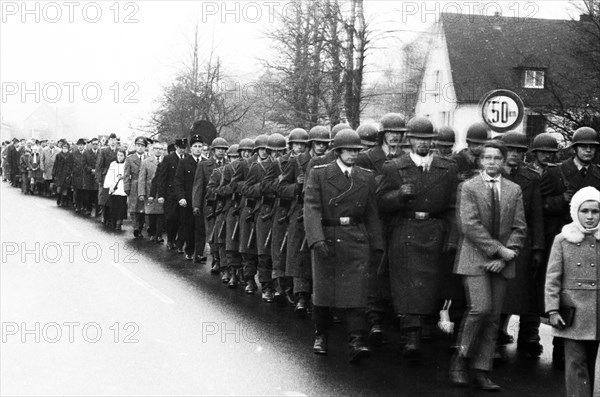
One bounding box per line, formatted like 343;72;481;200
479;89;524;133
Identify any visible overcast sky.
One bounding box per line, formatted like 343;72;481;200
0;0;579;138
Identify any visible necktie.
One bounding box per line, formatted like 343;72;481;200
490;180;500;239
345;170;350;178
581;167;587;178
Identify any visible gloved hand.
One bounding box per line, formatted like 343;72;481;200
312;241;331;258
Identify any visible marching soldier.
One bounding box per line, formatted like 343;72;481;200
237;135;267;294
268;128;308;305
242;133;287;302
83;138;99;216
222;139;255;288
205;144;237;278
304;128;383;363
356;114;407;346
124;136;148;238
454;122;490;181
157;138;187;252
435;126;456;158
498;132;545;358
540;126;600;368
174;134;206;261
278;126;330;316
192;137;229;270
377;116;459;359
95;133;119;220
529;132;559;176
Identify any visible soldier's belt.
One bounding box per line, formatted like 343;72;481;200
404;212;440;220
322;217;362;226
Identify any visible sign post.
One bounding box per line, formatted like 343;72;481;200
479;89;524;133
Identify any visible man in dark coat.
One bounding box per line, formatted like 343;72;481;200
124;136;148;237
95;133;118;219
83;138;100;215
174;134;205;261
498;132;545;358
304;129;383;363
453;122;489;182
71;138;87;213
156;139;187;251
539;126;600;368
376;117;459;359
6;139;20;187
192;137;229;267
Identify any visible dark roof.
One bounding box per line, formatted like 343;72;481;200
441;12;594;107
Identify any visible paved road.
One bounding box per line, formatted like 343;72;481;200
1;182;565;396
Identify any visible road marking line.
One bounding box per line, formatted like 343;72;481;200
58;219;84;238
111;261;175;305
33;202;47;210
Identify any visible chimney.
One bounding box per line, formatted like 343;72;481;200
580;14;592;22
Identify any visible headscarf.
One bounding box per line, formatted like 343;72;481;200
562;186;600;242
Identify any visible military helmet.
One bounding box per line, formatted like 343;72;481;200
267;133;286;150
331;123;351;139
211;137;229;150
436;126;455;147
227;144;240;156
500;132;529;150
571;127;600;146
406;116;436;138
238;138;255;151
253;134;269;150
308;126;331;143
466;122;490;144
380;113;407;133
288;128;308;144
332;129;363;150
530;133;559;152
357;123;379;147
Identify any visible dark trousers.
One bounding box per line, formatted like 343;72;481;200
564;339;599;397
314;306;366;336
73;189;87;210
180;207;205;256
226;250;242;270
86;189;98;212
147;214;164;237
293;277;311;295
242;253;258;280
457;273;507;372
166;204;184;248
21;173;29;193
131;212;145;231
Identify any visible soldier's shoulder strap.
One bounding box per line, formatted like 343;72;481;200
358;166;374;173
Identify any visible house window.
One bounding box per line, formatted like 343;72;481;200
524;70;545;89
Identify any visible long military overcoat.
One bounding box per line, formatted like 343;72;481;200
304;161;383;307
124;153;145;213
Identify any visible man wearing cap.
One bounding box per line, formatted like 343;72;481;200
175;134;206;261
139;141;165;243
454;122;490;181
71;138;88;213
192;137;229;267
83;138;100;216
96;133;119;220
529;132;559;176
124;137;148;238
278;126;330;316
540;126;600;368
157;139;187;252
377;116;459;359
41;139;60;196
498;132;545;358
304;128;383;363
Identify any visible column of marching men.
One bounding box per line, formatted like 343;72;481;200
2;117;600;395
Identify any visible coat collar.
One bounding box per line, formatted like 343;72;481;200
562;222;600;243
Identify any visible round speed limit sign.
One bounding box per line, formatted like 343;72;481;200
479;89;524;133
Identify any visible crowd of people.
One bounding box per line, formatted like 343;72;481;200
1;115;599;395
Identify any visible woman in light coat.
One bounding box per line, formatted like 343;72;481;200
545;186;600;397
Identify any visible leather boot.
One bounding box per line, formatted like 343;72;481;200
472;370;501;391
348;332;371;363
228;269;239;289
221;268;231;284
402;329;421;360
295;293;308;318
449;353;470;387
313;332;328;355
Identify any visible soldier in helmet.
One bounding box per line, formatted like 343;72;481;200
435;126;456;159
357;123;379;151
241;134;287;302
174;134;206;261
269;128;308;305
304;128;383;363
529;132;559;175
540;126;600;368
124;136;148;238
192;137;229;270
497;132;546;358
278;126;330;316
377;116;459;359
213;144;241;284
454;122;490;181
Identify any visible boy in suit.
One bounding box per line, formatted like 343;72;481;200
450;140;527;391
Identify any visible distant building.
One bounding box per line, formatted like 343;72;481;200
416;12;595;147
22;103;68;141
